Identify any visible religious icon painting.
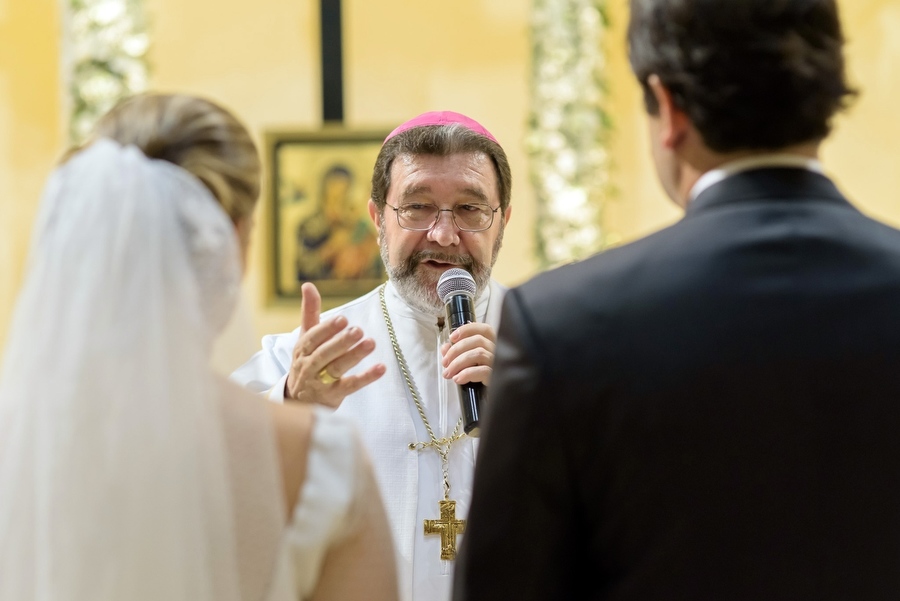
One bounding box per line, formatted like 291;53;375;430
265;128;389;309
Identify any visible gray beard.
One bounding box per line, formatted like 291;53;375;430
380;224;504;316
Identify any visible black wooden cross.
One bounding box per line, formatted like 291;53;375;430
320;0;344;123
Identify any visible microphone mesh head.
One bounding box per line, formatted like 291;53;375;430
437;268;476;303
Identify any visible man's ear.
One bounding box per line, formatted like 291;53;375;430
367;198;382;234
648;74;689;149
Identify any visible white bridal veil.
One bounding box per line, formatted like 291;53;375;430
0;139;243;600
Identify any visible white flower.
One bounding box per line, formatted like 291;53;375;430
529;0;613;266
66;0;149;144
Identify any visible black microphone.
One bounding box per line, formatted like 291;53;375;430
437;268;484;437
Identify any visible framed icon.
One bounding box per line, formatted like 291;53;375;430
265;128;388;306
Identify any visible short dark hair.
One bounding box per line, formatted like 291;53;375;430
627;0;857;152
370;124;512;212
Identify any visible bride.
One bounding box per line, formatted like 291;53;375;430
0;93;399;601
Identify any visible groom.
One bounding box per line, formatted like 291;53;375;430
454;1;900;600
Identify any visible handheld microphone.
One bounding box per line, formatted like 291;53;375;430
437;268;484;437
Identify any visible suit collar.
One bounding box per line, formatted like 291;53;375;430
685;167;849;216
689;155;824;202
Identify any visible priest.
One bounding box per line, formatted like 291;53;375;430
231;111;513;601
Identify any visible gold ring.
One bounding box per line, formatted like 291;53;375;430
317;367;339;385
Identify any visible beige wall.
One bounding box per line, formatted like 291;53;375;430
822;0;900;229
0;0;62;352
1;0;899;371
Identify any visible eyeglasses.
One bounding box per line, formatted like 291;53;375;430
385;202;501;232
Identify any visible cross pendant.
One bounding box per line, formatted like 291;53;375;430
424;499;466;560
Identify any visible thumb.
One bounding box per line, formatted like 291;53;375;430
300;282;322;332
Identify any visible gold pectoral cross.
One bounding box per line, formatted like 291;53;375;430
424;499;466;560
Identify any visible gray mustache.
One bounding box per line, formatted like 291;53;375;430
411;252;471;267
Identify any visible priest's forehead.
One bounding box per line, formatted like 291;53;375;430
390;153;498;207
370;122;512;212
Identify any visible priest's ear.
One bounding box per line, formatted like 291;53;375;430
368;198;383;235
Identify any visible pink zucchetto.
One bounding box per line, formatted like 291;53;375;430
384;110;499;145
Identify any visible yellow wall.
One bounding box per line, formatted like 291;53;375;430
0;0;62;351
602;0;682;245
822;0;900;228
1;0;899;370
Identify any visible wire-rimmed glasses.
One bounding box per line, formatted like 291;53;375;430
385;202;500;232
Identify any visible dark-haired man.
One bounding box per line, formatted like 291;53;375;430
232;111;512;601
455;1;900;600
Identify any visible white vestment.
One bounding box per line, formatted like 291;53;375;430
231;279;506;601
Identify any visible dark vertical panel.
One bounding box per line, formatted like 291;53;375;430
320;0;344;123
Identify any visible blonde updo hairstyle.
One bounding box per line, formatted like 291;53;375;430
84;92;261;224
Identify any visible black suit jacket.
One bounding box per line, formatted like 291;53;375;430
454;168;900;600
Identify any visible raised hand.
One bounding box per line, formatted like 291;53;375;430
285;282;386;407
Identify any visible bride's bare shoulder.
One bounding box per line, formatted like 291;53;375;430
216;375;316;516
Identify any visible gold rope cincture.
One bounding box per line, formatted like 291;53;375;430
379;284;467;561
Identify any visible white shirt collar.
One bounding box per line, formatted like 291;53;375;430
689;154;824;203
